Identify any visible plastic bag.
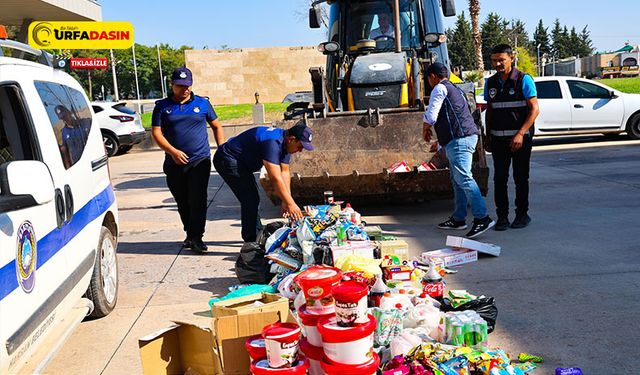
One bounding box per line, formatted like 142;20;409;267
296;218;316;242
257;221;286;249
334;254;382;278
234;242;274;284
265;227;291;253
441;297;498;333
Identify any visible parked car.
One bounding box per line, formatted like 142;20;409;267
477;76;640;139
91;101;146;156
0;33;119;373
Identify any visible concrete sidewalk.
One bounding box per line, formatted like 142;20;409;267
46;137;640;374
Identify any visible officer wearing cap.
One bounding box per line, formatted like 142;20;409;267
152;67;225;252
213;122;313;243
422;62;494;239
484;44;539;231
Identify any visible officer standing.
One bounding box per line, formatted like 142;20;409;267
213;123;312;243
152;67;225;252
423;62;494;239
484;44;540;231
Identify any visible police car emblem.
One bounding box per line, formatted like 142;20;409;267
16;221;37;293
489;88;497;98
179;72;187;79
308;134;313;142
193;106;200;113
509;88;516;95
165;108;172;114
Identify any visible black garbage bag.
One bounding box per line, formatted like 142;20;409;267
441;297;498;333
234;242;274;284
312;240;333;265
257;221;286;249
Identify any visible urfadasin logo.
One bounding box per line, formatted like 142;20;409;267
28;21;134;49
31;22;54;47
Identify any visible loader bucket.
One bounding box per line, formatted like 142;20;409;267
260;110;488;205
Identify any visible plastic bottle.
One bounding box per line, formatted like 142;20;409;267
368;276;387;307
422;260;444;303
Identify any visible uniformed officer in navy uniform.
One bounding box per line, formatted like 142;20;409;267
213;123;312;243
151;67;225;252
484;44;540;231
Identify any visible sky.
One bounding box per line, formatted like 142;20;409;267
102;0;640;53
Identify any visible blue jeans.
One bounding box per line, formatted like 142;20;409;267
444;134;488;221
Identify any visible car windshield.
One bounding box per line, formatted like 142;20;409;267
112;103;136;115
344;0;420;53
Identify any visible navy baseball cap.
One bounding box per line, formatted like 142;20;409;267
171;67;193;86
289;123;314;151
426;62;449;77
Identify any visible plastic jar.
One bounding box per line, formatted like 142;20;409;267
245;334;267;360
294;266;343;314
317;314;376;365
331;281;369;326
320;352;380;375
298;305;334;347
250;356;310;375
262;323;301;368
300;338;325;375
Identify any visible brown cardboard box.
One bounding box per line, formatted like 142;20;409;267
211;292;290;320
378;240;409;267
139;311;283;375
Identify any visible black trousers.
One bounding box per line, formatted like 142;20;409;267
163;158;211;240
213;152;263;242
491;136;532;218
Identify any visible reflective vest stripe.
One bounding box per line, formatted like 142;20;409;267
490;100;528;109
490;130;520;136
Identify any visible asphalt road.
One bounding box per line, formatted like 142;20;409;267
45;135;640;374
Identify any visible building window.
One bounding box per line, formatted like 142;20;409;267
623;57;638;66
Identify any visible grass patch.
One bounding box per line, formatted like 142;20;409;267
141;102;289;129
597;76;640;94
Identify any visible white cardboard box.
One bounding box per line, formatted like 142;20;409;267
421;247;478;267
446;236;501;257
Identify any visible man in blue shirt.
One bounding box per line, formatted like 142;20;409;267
152;67;225;252
485;44;540;231
213;123;313;243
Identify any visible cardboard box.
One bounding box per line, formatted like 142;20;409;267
211;292;290;320
446;236;501;257
378;240;409;267
363;225;383;240
383;265;413;281
331;241;375;261
139;311;284;375
422;247;478;267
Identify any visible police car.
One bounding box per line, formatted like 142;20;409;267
0;29;119;373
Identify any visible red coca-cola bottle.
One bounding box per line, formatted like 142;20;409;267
422;261;444;303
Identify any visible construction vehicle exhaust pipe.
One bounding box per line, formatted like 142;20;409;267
394;0;401;53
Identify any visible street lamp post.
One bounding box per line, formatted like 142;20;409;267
132;43;142;113
537;43;542;77
156;43;165;98
110;49;119;102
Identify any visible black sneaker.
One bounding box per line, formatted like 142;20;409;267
466;216;495;238
494;217;510;231
437;217;467;230
511;214;531;229
191;239;208;253
182;238;193;249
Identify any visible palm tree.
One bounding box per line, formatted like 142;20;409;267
469;0;484;81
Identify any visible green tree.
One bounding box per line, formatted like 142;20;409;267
507;19;530;54
515;47;537;76
578;26;594;57
532;20;551;57
550;19;568;59
447;12;475;70
480;12;509;68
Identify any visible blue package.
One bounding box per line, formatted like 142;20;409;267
556;368;583;375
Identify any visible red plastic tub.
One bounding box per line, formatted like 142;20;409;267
250;356;310;374
331;281;369;326
321;352;380;375
262;323;301;368
294;266;342;314
245;334;267;360
317;314;376;365
300;338;325;375
298;305;334;347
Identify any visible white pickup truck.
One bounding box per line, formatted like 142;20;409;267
478;76;640;139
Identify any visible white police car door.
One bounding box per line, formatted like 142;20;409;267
0;81;67;372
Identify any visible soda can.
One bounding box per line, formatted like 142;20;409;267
474;320;489;348
323;190;334;204
463;322;475;346
449;322;465;346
